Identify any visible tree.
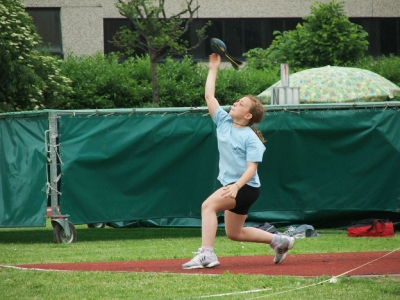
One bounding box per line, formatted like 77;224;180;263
244;0;369;70
0;0;72;112
113;0;210;105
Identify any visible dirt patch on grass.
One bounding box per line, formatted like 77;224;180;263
12;251;400;276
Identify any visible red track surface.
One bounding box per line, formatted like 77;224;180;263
15;251;399;276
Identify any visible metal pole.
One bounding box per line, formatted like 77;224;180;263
48;112;61;216
49;112;60;216
48;112;70;237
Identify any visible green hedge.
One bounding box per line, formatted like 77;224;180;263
59;53;151;109
350;55;400;87
7;52;399;111
58;53;278;110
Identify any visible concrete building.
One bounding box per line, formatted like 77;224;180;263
23;0;400;59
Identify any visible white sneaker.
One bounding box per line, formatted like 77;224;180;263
273;236;295;264
182;248;220;269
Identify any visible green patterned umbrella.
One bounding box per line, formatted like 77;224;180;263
258;66;400;104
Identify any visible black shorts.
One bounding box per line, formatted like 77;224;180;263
228;183;260;215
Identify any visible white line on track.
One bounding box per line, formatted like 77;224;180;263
249;247;400;299
0;265;72;272
199;288;272;298
197;247;400;299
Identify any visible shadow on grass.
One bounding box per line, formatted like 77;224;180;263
0;225;227;244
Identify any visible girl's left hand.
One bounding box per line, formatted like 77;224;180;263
222;184;239;198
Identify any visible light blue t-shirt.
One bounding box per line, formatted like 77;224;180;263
212;106;266;187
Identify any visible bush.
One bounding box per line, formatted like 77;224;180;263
350;55;400;87
0;0;72;112
244;0;368;70
59;52;151;109
6;48;400;111
214;66;278;105
157;56;206;107
59;53;278;109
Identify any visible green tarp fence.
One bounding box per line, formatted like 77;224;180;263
1;103;400;228
0;112;48;227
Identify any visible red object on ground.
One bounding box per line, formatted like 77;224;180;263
15;251;400;276
347;220;395;237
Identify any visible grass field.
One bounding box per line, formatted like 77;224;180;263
0;221;399;299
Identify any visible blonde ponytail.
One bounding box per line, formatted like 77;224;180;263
250;125;266;143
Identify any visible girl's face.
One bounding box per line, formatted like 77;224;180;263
229;96;253;121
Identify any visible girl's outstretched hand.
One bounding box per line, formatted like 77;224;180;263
209;53;221;69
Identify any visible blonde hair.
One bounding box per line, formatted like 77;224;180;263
245;95;266;143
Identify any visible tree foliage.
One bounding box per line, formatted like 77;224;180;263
57;53;275;109
0;0;72;112
113;0;210;105
60;52;153;109
244;0;369;70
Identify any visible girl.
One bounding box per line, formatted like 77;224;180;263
182;53;294;269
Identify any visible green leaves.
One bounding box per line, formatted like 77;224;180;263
244;0;369;70
0;0;72;112
56;53;278;110
113;0;209;105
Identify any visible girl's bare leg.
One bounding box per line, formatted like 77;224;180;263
201;187;236;247
224;210;274;244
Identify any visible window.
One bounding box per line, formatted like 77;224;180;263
25;8;63;57
351;18;400;57
380;18;400;56
104;17;399;61
104;18;303;60
104;18;133;55
202;18;302;60
351;18;380;56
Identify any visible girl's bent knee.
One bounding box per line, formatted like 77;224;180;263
226;232;241;241
201;201;217;213
201;201;210;212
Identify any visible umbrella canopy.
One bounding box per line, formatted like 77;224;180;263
258;66;400;104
